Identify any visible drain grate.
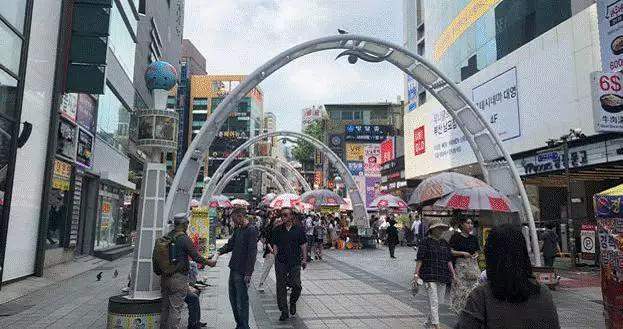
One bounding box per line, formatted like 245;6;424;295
0;302;34;317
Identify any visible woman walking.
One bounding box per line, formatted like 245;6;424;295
414;219;456;329
456;224;560;328
257;212;281;291
448;216;480;314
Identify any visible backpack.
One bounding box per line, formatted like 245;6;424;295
152;231;185;276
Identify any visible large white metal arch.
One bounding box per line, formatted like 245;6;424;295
202;156;311;204
215;165;288;195
215;164;295;195
202;131;367;223
166;34;540;264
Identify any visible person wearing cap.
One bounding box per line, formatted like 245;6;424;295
414;218;457;329
160;212;217;329
217;207;258;329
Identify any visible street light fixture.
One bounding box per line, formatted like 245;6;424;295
545;128;586;268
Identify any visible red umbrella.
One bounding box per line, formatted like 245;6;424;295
301;189;345;209
269;193;301;209
207;195;232;208
409;172;488;205
433;186;516;212
369;194;409;212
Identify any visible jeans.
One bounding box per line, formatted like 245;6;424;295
275;261;302;313
424;281;446;325
228;270;250;329
185;291;201;329
258;253;275;286
160;273;189;329
306;235;315;259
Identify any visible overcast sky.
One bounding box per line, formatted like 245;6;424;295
183;0;404;131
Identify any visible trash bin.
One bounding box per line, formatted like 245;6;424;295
107;294;161;329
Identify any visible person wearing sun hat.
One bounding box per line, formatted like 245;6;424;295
414;218;457;329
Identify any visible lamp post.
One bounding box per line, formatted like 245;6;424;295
546;128;586;269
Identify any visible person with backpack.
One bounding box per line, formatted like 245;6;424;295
217;207;258;329
154;212;216;329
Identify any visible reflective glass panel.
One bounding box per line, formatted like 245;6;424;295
0;68;18;119
0;0;27;32
0;20;22;75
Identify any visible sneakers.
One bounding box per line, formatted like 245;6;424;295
289;302;297;316
279;312;289;321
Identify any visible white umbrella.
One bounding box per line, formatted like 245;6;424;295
369;194;409;212
434;186;517;213
231;199;250;207
409;172;488;205
301;189;345;209
207;195;232;208
269;193;301;209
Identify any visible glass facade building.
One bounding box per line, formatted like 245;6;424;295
423;0;586;82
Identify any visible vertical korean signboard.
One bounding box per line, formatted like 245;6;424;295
364;144;381;207
380;137;395;165
597;0;623;72
592;71;623;132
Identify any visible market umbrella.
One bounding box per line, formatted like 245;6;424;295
433;186;516;212
369;194;409;212
408;172;488;206
301;189;345;209
207;195;232;208
190;199;200;208
340;198;353;212
269;193;301;209
261;193;277;206
294;202;314;213
231;199;250;207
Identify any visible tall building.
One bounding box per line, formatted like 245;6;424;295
322;102;403;205
402;1;613;250
188;75;264;198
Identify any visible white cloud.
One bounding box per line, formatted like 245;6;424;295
184;0;404;131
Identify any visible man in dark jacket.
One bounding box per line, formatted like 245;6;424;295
160;212;216;329
218;208;258;329
386;219;399;259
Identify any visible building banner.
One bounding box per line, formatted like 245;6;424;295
190;207;211;259
354;175;366;207
597;0;623;72
407;75;418;112
591;71;623;132
365;177;382;208
380;137;395;164
347;161;364;176
471;67;520;141
345;143;364;161
364;144;381;177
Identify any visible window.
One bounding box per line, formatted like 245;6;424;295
211;97;224;111
108;2;136;80
353;111;362;120
0;20;23;75
418;91;427;105
329;111;340;120
97;85;131;151
0;0;27;32
341;111;352;120
0;69;18;119
138;0;146;15
166;96;176;109
370;110;385;120
417;41;425;56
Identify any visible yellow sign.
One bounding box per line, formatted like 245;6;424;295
190;207;211;259
345;143;364;161
52;159;72;191
433;0;501;62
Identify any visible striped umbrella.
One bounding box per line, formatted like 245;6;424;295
231;199;250;207
301;189;345;209
207;195;232;208
409;172;488;206
433;186;516;213
269;193;301;209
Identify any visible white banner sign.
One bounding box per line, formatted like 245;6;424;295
591;71;623;132
597;0;623;72
471;67;520;141
581;228;596;255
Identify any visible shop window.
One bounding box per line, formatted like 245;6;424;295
94;187;130;250
138;0;146;15
47;159;74;249
0;20;23;76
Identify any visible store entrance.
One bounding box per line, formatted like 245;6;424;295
76;175;98;255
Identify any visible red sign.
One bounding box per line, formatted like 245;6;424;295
414;126;426;155
380;138;394;164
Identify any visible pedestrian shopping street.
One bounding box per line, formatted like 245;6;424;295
0;244;604;329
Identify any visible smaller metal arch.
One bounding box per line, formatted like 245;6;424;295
215;168;286;196
214;165;295;195
201;156;311;205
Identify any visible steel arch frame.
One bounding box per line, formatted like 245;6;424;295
201;131;367;225
165;34;540;264
215;165;293;195
201;156;311;204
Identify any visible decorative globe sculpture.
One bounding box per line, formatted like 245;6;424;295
145;61;177;91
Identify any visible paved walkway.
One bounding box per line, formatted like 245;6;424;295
0;245;607;328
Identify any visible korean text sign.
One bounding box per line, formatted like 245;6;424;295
597;0;623;72
592;71;623;132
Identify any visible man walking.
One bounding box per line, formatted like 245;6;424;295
272;208;307;321
159;212;216;329
304;214;315;260
218;208;258;329
386;219;399;259
541;222;561;267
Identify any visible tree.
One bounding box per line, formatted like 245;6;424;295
292;121;324;171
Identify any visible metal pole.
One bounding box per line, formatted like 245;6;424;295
563;137;577;268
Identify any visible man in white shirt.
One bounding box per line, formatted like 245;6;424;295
304;215;315;260
411;215;422;246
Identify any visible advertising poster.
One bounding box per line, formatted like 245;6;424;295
407;75;418;112
364;144;381;177
591;71;623;132
345;143;364;161
138;116;154;139
365;177;382;208
59;93;78;122
380;137;395;164
76;93;97;134
580;224;597;261
471;67;520;141
155;116;176;141
57;119;77;160
347;161;364;176
52;159;72;191
597;0;623;72
76;129;94;168
190;207;211;259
